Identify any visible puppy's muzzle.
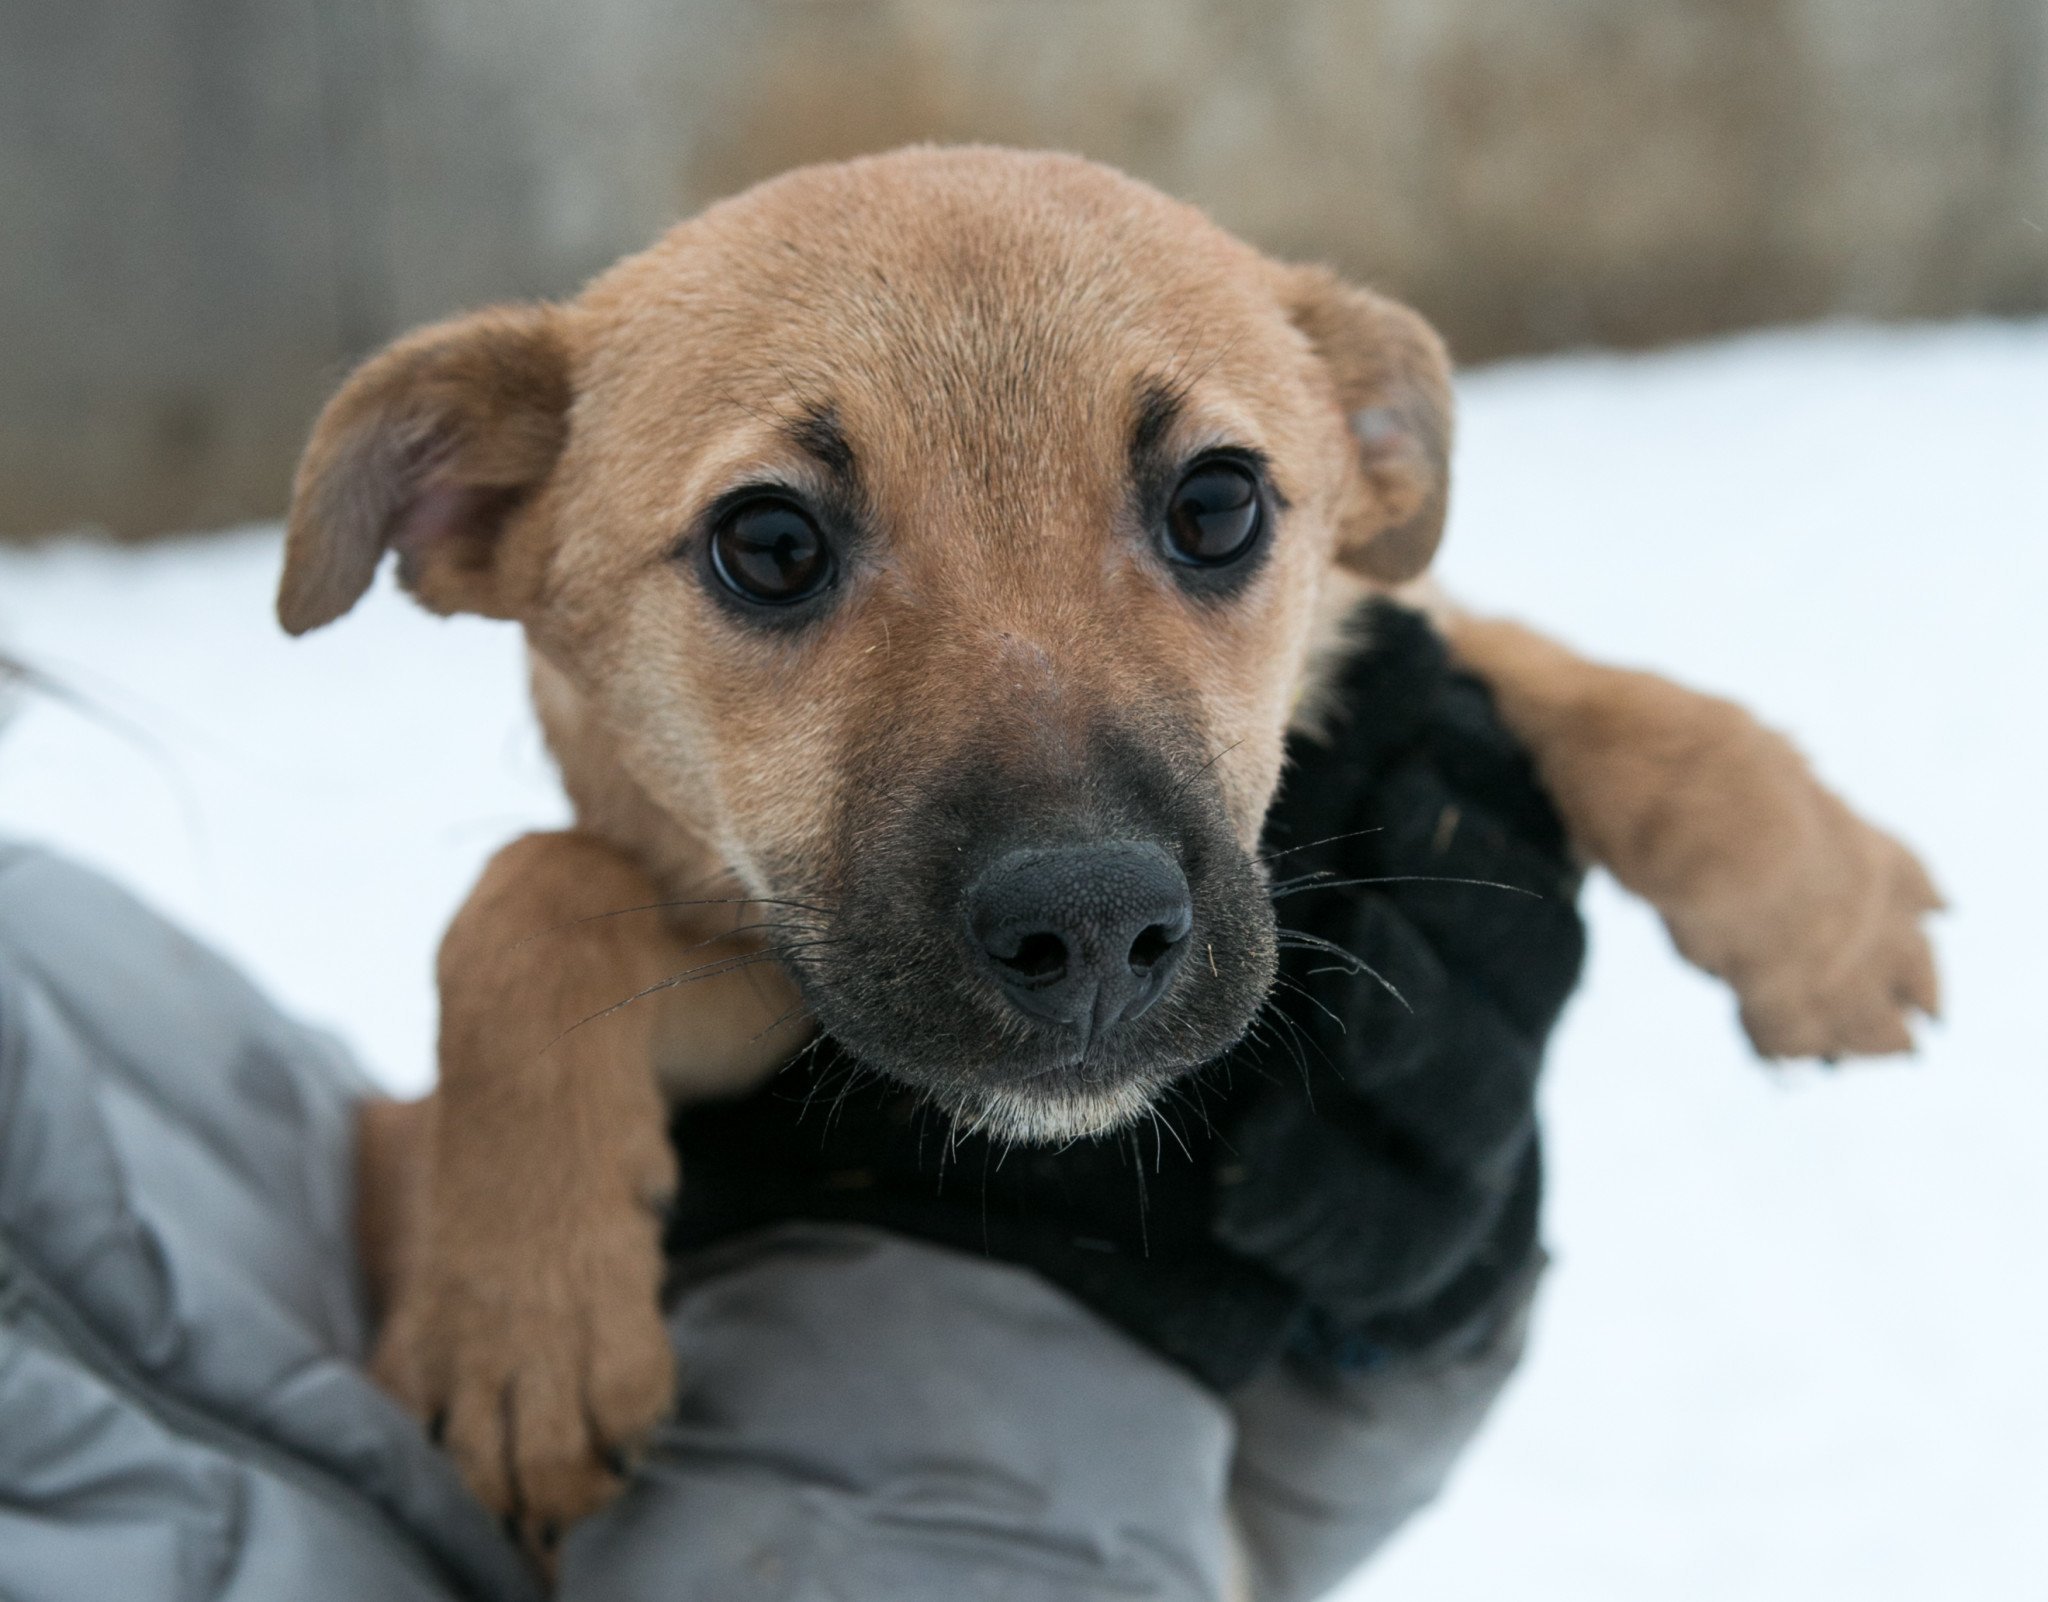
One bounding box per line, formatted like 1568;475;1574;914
964;842;1193;1050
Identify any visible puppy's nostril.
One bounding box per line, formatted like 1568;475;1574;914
1127;921;1182;974
996;931;1069;984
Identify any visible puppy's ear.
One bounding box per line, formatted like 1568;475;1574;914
1283;266;1453;584
278;304;571;635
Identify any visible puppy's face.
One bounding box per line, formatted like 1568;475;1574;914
281;149;1451;1140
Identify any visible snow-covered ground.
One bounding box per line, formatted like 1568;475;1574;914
3;321;2043;1598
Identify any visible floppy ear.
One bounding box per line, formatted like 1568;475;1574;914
1283;267;1453;584
277;304;571;635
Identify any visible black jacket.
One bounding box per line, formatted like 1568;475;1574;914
669;603;1587;1391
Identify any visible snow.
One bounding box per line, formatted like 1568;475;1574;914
3;320;2043;1598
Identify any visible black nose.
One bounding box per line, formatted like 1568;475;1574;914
965;842;1194;1043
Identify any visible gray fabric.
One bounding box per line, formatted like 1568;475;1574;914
0;843;537;1602
0;842;1530;1601
1228;1269;1542;1602
563;1226;1241;1601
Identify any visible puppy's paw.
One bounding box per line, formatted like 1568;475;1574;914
372;1232;675;1567
1729;815;1943;1060
1664;778;1942;1063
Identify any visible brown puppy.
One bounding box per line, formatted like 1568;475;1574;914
282;147;1940;1554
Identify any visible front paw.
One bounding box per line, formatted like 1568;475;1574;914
372;1230;675;1566
1678;792;1942;1061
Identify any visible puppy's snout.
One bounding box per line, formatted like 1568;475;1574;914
965;842;1193;1044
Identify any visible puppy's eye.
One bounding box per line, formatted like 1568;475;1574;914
709;498;834;605
1164;460;1263;566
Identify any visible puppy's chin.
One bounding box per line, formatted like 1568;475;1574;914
934;1076;1165;1145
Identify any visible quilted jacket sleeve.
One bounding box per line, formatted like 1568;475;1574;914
0;843;538;1602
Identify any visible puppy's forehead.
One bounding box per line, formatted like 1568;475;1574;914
575;150;1312;465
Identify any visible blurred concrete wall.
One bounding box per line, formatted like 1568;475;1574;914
4;0;2045;539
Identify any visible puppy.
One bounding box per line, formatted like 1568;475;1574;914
284;146;1940;1554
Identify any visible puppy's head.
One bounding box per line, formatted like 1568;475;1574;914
281;147;1451;1141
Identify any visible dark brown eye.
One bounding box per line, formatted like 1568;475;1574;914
1164;460;1263;566
709;498;834;604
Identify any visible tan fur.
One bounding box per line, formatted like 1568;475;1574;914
366;832;800;1561
1441;614;1942;1056
353;1094;429;1320
279;304;572;634
287;147;1939;1556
